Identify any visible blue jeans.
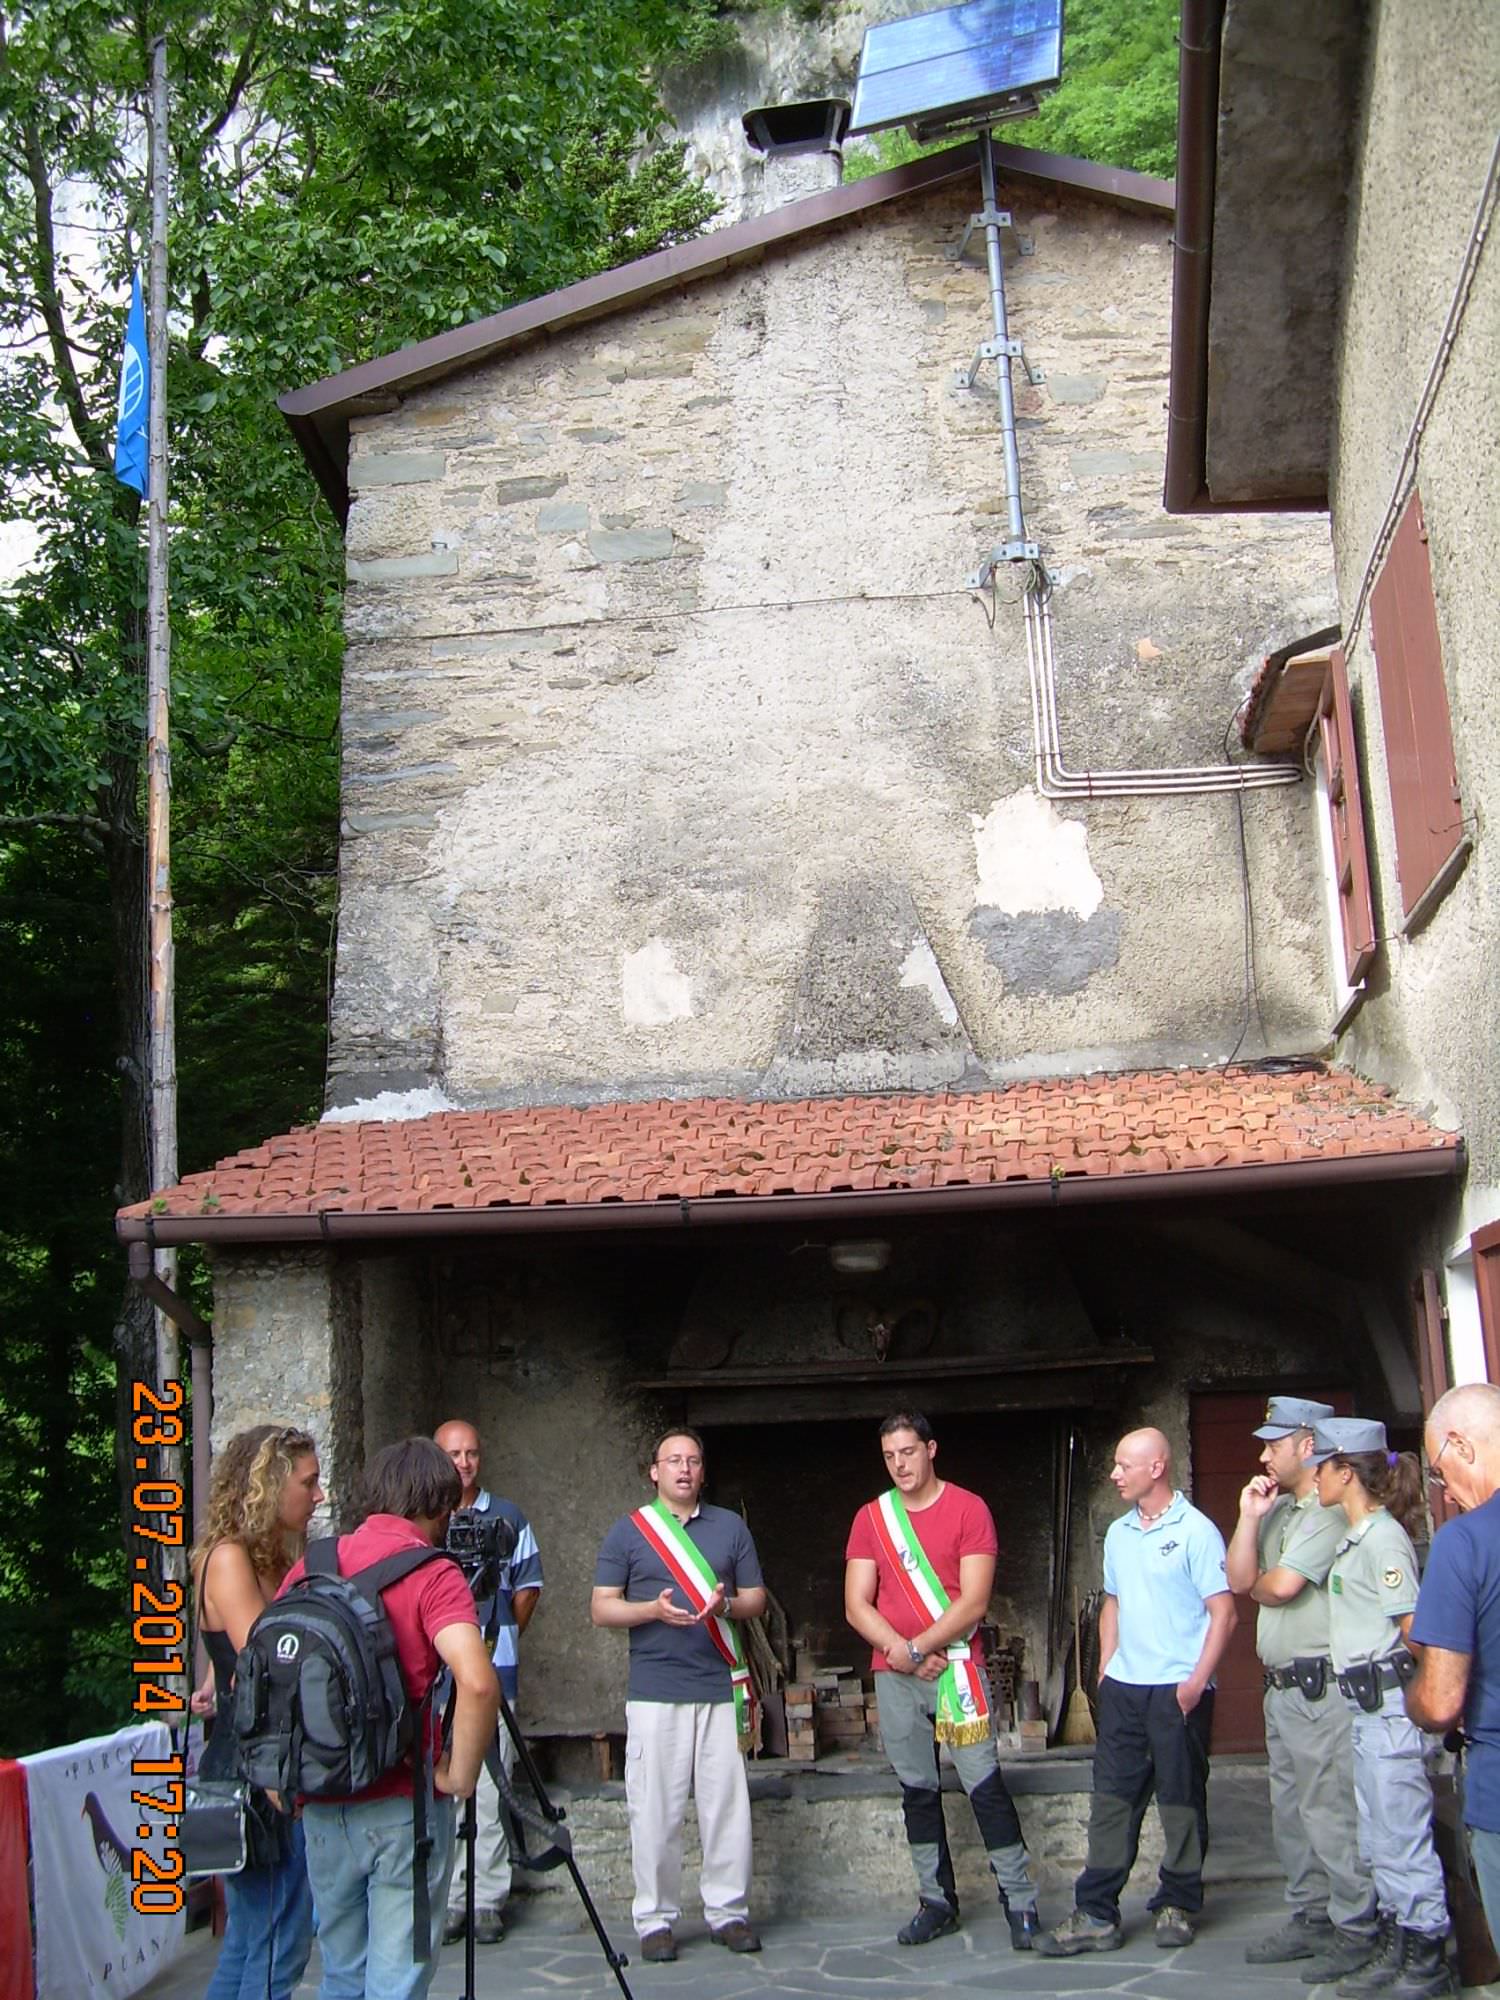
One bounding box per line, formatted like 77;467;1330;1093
303;1793;456;2000
206;1819;315;2000
1470;1826;1500;1945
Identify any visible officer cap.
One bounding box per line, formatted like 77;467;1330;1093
1310;1416;1388;1462
1253;1395;1337;1440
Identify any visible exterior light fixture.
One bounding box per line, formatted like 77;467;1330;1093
829;1239;891;1276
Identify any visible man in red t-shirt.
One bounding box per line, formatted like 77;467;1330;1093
279;1438;499;2000
845;1410;1038;1951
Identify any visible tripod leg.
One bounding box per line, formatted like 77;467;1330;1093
460;1789;478;2000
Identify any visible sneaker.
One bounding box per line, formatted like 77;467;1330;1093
1035;1908;1124;1956
641;1929;678;1963
897;1902;960;1946
441;1912;466;1946
1006;1905;1042;1951
1247;1912;1337;1964
710;1920;762;1954
473;1906;506;1945
1155;1906;1196;1949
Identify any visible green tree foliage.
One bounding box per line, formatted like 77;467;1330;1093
845;0;1180;184
0;0;719;1753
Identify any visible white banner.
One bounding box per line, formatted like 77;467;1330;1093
22;1721;191;2000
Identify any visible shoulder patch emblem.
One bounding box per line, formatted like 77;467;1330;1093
1383;1566;1404;1590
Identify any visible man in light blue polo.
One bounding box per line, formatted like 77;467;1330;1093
1038;1427;1237;1957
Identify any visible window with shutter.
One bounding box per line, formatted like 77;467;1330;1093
1369;491;1467;923
1474;1220;1500;1386
1315;648;1377;986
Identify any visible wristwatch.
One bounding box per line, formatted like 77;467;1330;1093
907;1640;925;1665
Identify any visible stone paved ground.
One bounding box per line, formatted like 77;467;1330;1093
140;1881;1500;2000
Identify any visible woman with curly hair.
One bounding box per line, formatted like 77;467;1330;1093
191;1424;322;2000
1313;1416;1453;1998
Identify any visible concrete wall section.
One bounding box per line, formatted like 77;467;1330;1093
1328;0;1500;1190
328;180;1336;1109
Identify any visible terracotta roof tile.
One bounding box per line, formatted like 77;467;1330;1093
118;1065;1461;1229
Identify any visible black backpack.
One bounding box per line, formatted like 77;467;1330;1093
233;1535;455;1960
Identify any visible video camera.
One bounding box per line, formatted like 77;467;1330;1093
445;1506;518;1599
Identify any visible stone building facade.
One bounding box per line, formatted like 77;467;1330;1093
122;132;1470;1795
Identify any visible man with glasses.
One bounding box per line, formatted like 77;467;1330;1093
591;1428;767;1962
1405;1383;1500;1940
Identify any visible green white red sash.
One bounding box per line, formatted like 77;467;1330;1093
633;1501;755;1747
867;1488;992;1747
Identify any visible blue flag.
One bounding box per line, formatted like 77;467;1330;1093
114;270;149;495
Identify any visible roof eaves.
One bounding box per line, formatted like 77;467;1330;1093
280;140;1174;524
116;1140;1463;1251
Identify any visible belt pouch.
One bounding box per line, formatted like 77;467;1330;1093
1346;1662;1381;1713
1294;1657;1328;1702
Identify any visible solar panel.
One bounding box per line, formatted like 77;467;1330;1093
849;0;1063;140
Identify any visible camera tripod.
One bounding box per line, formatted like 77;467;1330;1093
446;1528;635;2000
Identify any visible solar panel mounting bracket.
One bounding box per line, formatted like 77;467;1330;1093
950;206;1031;265
956;337;1045;392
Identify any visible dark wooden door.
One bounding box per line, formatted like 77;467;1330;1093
1189;1387;1353;1753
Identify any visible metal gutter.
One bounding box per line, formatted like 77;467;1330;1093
117;1143;1463;1251
279;141;1173;525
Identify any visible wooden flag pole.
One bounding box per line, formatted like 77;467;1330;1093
144;31;184;1574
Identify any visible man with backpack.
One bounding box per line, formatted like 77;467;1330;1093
266;1436;500;1998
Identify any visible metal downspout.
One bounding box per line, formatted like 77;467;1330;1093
977;129;1031;556
1165;0;1222;513
128;1238;212;1545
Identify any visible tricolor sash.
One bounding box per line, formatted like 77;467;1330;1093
868;1488;992;1747
633;1502;756;1747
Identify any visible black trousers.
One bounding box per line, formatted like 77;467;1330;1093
1075;1678;1213;1921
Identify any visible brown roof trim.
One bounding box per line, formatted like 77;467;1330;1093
116;1142;1461;1251
1164;0;1328;516
279;141;1173;524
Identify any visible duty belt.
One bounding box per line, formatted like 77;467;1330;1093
1336;1650;1419;1713
1263;1657;1330;1700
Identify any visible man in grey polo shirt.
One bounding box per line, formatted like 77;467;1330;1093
1227;1397;1377;1978
591;1428;767;1964
1038;1427;1236;1957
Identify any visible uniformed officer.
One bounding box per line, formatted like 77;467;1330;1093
1227;1398;1377;1978
1313;1417;1454;1999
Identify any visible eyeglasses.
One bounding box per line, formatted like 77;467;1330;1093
1432;1432;1456;1496
657;1455;703;1470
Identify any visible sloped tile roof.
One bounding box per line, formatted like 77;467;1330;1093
117;1066;1459;1237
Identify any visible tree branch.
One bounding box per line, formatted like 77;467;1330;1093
197;19;263;150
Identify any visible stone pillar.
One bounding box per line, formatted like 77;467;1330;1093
206;1248;364;1524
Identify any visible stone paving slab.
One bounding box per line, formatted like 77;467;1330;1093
138;1883;1500;1999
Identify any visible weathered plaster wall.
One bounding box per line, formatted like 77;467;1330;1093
329;179;1335;1110
1327;0;1500;1197
206;1249;364;1522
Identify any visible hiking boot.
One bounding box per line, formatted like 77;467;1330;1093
1383;1930;1455;1998
473;1906;505;1945
710;1920;762;1954
441;1912;466;1946
1331;1918;1403;1993
641;1929;678;1963
1155;1906;1196;1949
1248;1912;1337;1963
1006;1905;1042;1951
1035;1908;1124;1956
897;1901;960;1946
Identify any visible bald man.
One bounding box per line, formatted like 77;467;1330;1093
1039;1428;1236;1956
1406;1383;1500;1940
434;1419;543;1947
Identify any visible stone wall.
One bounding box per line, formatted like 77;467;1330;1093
1326;0;1500;1214
329;174;1336;1111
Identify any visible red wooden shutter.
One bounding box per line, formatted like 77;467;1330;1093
1316;648;1377;983
1475;1221;1500;1385
1369;491;1464;919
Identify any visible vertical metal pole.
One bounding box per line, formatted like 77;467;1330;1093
977;128;1028;551
145;32;184;1579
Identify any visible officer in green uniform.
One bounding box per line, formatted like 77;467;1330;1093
1227;1397;1376;1977
1315;1417;1453;1999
